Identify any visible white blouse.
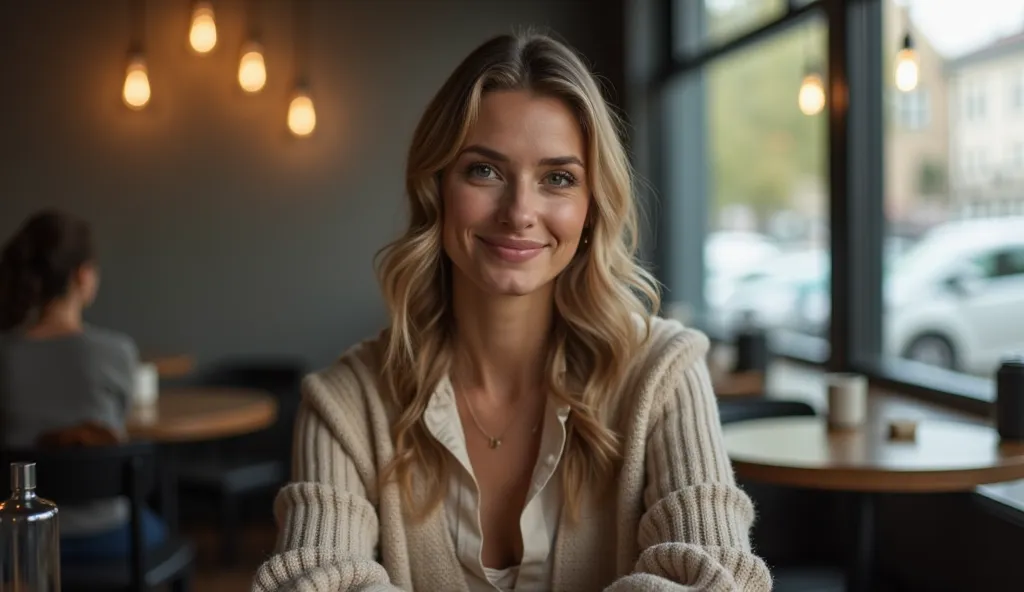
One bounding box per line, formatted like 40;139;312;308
423;381;570;592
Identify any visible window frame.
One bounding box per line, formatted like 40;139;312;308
656;0;994;413
1010;68;1024;114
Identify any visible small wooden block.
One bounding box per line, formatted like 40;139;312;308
888;419;918;441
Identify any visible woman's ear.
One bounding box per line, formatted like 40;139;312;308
74;262;100;305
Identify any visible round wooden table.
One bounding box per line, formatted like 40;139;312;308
127;387;277;442
126;387;278;535
723;415;1024;592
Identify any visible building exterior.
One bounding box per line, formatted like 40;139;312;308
884;2;951;228
947;30;1024;215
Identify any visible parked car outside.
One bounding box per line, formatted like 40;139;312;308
704;231;781;312
727;218;1024;375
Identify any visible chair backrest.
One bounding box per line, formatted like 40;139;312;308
718;398;817;425
202;359;306;453
0;441;158;506
36;421;121;448
205;361;304;421
202;359;306;395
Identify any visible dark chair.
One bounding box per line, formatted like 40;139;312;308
773;566;846;592
718;398;817;425
1;442;194;592
176;359;304;565
718;398;846;592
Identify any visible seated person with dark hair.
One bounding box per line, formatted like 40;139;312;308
0;209;167;560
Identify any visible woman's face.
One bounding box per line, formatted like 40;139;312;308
441;90;590;298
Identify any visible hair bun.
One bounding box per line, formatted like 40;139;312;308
1;231;36;265
0;209;94;331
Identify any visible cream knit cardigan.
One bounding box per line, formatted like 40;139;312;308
252;318;772;591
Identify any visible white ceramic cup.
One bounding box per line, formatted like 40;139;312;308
133;363;160;408
826;372;867;429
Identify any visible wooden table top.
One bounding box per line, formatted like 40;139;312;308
141;354;197;379
127;387;277;443
723;415;1024;493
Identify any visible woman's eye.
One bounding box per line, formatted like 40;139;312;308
468;164;498;179
546;171;577;188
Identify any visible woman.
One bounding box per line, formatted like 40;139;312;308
0;209;166;560
254;33;770;591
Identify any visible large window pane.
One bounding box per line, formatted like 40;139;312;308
706;0;786;46
884;0;1024;379
675;0;788;56
702;19;830;358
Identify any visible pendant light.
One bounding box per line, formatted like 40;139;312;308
189;1;218;55
122;0;151;110
894;33;919;92
797;27;824;116
798;69;826;116
238;0;266;93
287;91;316;136
239;43;267;93
894;8;919;92
287;0;316;137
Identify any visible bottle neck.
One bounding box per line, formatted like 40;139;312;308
12;487;37;501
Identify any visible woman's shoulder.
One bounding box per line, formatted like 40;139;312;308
82;325;139;361
612;315;712;423
299;331;389;442
631;315;711;377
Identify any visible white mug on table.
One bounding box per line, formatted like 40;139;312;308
132;362;160;408
826;372;867;429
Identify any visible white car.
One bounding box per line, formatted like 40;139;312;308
781;218;1024;374
709;248;828;334
884;217;1024;374
704;231;781;311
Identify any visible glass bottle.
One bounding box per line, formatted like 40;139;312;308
0;463;60;591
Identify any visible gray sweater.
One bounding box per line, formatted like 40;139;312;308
0;325;138;535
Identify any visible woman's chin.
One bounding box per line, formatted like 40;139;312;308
476;271;550;298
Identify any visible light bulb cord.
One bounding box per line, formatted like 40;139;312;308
244;0;261;42
292;0;310;88
129;0;146;54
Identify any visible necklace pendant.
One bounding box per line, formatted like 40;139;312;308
489;437;501;449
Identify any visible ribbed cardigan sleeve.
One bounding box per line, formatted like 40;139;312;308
252;382;401;592
607;358;772;592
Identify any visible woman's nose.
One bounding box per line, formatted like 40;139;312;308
498;180;538;230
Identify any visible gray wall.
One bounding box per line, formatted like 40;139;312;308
0;0;625;369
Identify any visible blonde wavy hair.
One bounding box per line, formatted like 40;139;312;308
375;31;661;521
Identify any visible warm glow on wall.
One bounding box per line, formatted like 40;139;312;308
798;72;825;116
287;90;316;137
238;43;267;93
189;2;218;54
123;55;151;110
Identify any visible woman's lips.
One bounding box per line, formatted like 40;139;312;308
478;236;546;263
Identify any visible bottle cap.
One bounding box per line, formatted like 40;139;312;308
1001;354;1024;368
11;462;35;491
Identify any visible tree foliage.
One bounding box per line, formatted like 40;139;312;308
706;4;828;222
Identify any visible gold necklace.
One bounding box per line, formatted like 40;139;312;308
460;389;515;449
458;388;540;450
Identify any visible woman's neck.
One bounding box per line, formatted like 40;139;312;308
450;277;554;403
24;300;84;338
